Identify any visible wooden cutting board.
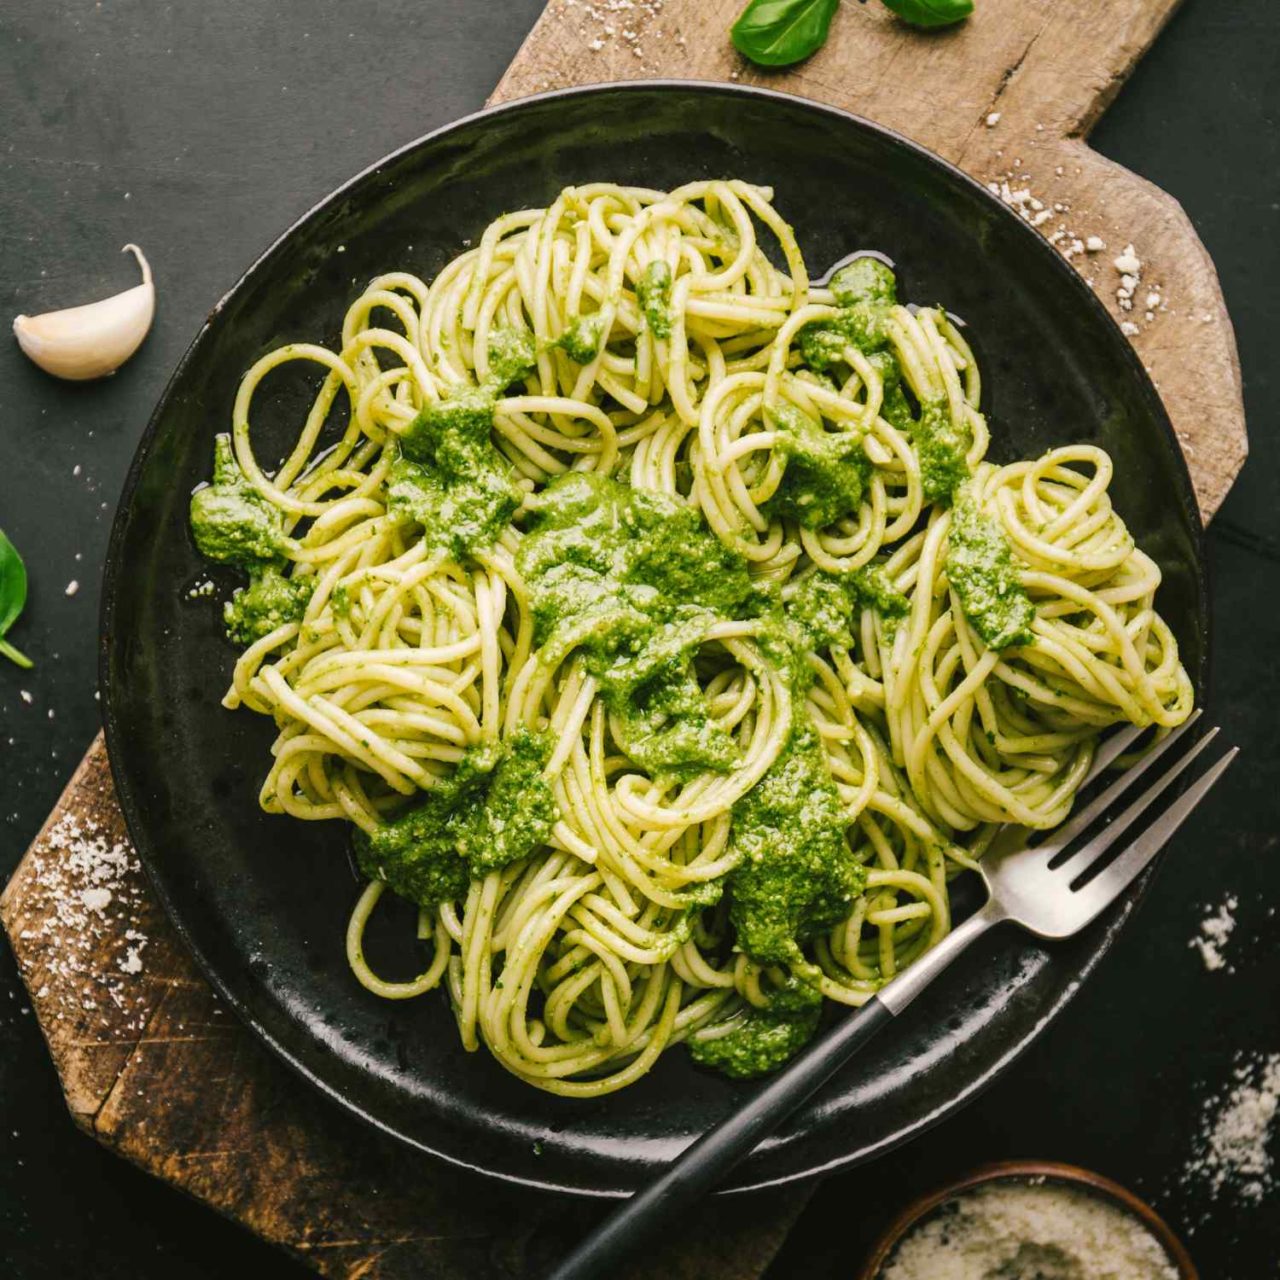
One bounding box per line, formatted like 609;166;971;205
2;3;1246;1277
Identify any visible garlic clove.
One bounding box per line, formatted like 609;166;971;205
13;244;155;381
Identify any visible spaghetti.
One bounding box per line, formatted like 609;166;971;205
189;180;1193;1095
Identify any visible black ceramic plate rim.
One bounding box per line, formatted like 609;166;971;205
99;80;1209;1199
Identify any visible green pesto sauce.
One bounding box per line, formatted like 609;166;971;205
353;728;557;909
792;258;973;505
556;312;606;364
830;256;898;309
399;384;495;469
223;565;310;645
798;257;898;372
798;305;891;371
518;473;767;777
764;402;870;530
946;493;1036;650
727;721;866;966
636;261;673;339
390;385;521;560
189;435;289;567
915;399;972;505
688;1002;820;1079
596;615;742;777
486;325;537;387
783;564;909;650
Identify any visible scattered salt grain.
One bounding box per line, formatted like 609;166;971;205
985;112;1001;127
65;580;79;597
20;691;33;705
1190;895;1238;972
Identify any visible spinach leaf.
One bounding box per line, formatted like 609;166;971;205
880;0;974;28
731;0;840;67
0;529;33;669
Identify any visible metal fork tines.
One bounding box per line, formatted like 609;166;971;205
986;716;1238;940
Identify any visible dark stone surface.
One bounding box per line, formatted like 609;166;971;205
0;0;1275;1275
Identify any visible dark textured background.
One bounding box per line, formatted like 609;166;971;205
1;1;1276;1275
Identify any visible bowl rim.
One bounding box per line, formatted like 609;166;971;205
856;1158;1199;1279
98;79;1210;1199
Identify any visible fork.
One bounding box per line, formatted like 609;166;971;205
545;714;1237;1280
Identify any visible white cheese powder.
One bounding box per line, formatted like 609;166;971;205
1184;1053;1280;1207
18;813;153;1032
1190;894;1238;972
881;1181;1178;1280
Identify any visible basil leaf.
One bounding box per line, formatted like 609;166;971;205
879;0;974;29
0;528;34;669
731;0;840;67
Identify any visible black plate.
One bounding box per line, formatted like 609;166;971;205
101;83;1207;1198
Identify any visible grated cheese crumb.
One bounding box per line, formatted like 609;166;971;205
1184;1054;1280;1206
1114;244;1142;275
1190;895;1238;972
19;814;154;1033
561;0;667;67
80;887;112;913
882;1180;1178;1279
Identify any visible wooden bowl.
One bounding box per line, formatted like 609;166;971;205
857;1159;1198;1279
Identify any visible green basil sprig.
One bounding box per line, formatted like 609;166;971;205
731;0;972;68
0;529;34;669
731;0;840;67
880;0;974;28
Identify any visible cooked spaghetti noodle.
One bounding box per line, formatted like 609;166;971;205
189;180;1193;1095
